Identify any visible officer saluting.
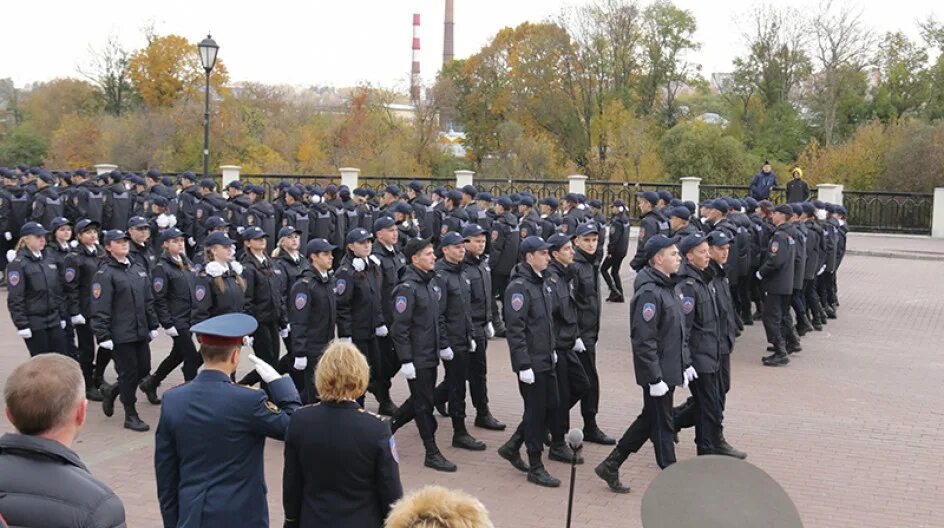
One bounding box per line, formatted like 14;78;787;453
155;313;301;528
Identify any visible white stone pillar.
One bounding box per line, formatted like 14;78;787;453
339;167;360;189
932;187;944;239
835;184;844;206
94;164;117;175
568;174;588;195
220;165;241;190
680;177;701;203
455;169;474;189
817;183;841;204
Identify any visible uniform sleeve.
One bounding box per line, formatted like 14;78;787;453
62;254;81;317
375;426;404;518
144;268;159;331
154;411;180;528
288;280;310;358
630;289;663;384
390;283;415;363
248;377;300;440
629;219;653;271
151;265;173;329
488;227;505;267
6;259;29;329
282;419;303;527
676;282;696;362
241;264;256;315
435;273;450;348
334;266;354;338
758;233;788;278
192;275;212;323
90;270;114;342
30;197;44;221
504;280;531;372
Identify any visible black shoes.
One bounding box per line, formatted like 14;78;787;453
453;432;487;451
583;425;616;445
527;464;561;487
498;433;529;473
101;384;119;417
762;348;790;367
85;384;103;402
548;442;583;464
594;448;631;494
424;451;457;472
786;342;803;354
474;411;506;431
124;414;150;432
139;375;161;405
378;400;399;417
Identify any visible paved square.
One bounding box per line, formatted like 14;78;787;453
1;233;942;527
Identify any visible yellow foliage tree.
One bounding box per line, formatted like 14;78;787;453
44;113;103;168
129;34;229;108
796;120;907;191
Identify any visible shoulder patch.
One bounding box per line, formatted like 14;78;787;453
639;226;646;239
8;271;20;287
92;282;102;299
642;302;656;322
64;267;76;283
770;241;779;253
395;295;408;313
294;292;308;310
511;292;525;311
153;276;164;292
194;284;207;301
264;400;281;413
390;436;400;464
335;278;346;295
681;296;695;314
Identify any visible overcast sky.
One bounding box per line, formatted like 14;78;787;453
2;1;940;90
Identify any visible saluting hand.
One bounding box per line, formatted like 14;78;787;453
248;354;281;383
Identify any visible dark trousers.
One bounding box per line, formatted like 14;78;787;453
736;279;753;321
553;348;590;443
690;372;723;450
434;345;470;420
515;369;560;456
762;293;791;347
791;288;806;318
616;387;676;469
750;275;765;310
491;273;510;325
468;334;489;411
375;335;401;403
153;331;201;383
803;278;823;318
353;337;386;402
251;320;280;367
94;347;113;380
578;341;600;421
729;279;743;317
395;367;440;452
75;324;98;379
600;254;625;296
817;271;837;306
719;354;731;409
112;341;150;410
24;327;66;357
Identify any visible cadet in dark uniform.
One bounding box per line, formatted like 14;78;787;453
193;232;247;324
629;191;671;271
389;238;456;472
560;194;582;236
517;196;541;239
371;217;406;416
7;222;67;357
488;197;519;337
667;205;699;238
46;218;78;361
757;205;797;367
92;229;159;431
155;313;301;528
497;236;561;488
283;341;402;528
801;203;827;331
127;216;157;275
601;199;630;302
63;219;106;400
595;235;688;494
288;238;337;403
538;196;562;239
237;227;287;380
30;172;64;227
270;226;309;373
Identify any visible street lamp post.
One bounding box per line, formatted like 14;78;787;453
197;34;219;181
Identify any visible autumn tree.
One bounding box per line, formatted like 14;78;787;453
129;33;229;108
18;79;101;138
79;35;137;116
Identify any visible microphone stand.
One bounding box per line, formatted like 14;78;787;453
566;443;581;528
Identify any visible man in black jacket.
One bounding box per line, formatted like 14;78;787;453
758;205;798;366
629;191;671;271
785;167;810;203
497;236;561;488
0;355;126;527
488;197;519;337
601;199;630;302
371;217;406;416
595;235;689;494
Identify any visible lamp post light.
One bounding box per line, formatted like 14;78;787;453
197;34;219;181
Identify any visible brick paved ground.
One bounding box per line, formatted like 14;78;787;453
2;234;943;527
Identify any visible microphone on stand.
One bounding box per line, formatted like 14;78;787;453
565;428;584;528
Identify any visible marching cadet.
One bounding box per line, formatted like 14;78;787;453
497;236;561;488
431;231;487;451
560;194;582;235
784;204;809;341
193;232;247;324
517;196;541;239
239;226;287;380
155;313;301;528
587;199;607;262
390;238;456;472
545;232;590;464
7;222;67;357
92;229;160;431
140;228;200;401
245;185;278;251
405;180;433;235
538;196;562;239
704;200;743;332
335;227;386;409
288;238;338;403
757;205;798;367
668;205;699;238
281;187;310;247
460;223;505;431
571;222;615;445
46;217;78;361
833;205;849;308
488;197;519;337
595;235;690;494
440;190;469;236
473;192;494;234
391;201;419;250
629;191;671;271
601;199;630;303
726;198;756;325
127;216;157;276
193;179;230;250
272;226;310;372
371;216;406;416
30;172;64;228
63;219;107;400
176;172;201;256
801;203;827;331
820;203;842;318
745;197;770;320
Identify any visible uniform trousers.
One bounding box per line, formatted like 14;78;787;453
394;367;440;452
515;369;560;456
24;327;66;357
153;331;201;383
552;348;590;443
375;335;401;403
690;372;723;450
762;293;792;347
578;341;600;420
75;324;99;379
616;387;676;469
600;254;625;296
113;341;150;409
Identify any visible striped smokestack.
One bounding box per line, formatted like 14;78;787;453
443;0;454;64
411;13;421;103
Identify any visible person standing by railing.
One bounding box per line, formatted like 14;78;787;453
749;161;778;201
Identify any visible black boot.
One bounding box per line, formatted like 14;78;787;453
474;408;506;431
594;447;631;494
583;418;616;445
377;399;399;417
716;429;747;459
84;376;103;402
435;400;448;418
811;314;823;331
796;314;813;336
825;306;837;319
139;375;161;405
424;450;457;472
762;346;790;366
101;383;119;417
548;441;583;464
609;294;625;303
123;408;150;432
786;341;802;354
526;453;560;488
452;420;486;451
498;431;529;473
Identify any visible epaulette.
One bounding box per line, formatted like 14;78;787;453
685;279;695;286
402;281;414;288
549;276;558;284
301;277;311;283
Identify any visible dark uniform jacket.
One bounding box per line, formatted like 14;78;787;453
803;219;825;280
825;217;841;272
607;212;630;256
0;433;126;528
240;253;287;326
462;251;493;335
783;223;806;290
372;243;406;327
152;253;197;332
572;248;602;344
519;210;541;240
709;261;738;355
288;268;337;358
434;258;473;352
193;266;246;323
630;267;689;387
675;263;721;374
630;210;671;271
711;217;742;283
729;212;754;279
504;262;555;373
561;207;581;236
546;260;578;351
64;244;105;319
488;212;519;276
7;249;67;330
335;254;384;340
30;186;64;227
129;239;157;276
155;371;300;528
671;223;700;239
540;212;561;240
757;224;797;296
391;266;441;369
177;185;202;242
273;251;311;306
90;256;159;344
283;401;402;528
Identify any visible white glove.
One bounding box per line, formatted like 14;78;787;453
167;214;177;228
375;325;388;337
485;322;495;338
165;326;179;337
70;314;86;326
401;221;411;229
229;261;243;275
352;257;365;272
552;351;558;364
470;339;477;352
148;329;159;341
17;328;32;339
60;320;67;329
755;271;763;280
6;249;16;263
236;226;245;234
188;237;196;247
69;240;79;248
399;362;417;380
3;232;11;241
293;356;308;370
518;368;535;384
243;336;254;347
339;337;352;343
683;366;698;388
99;340;114;350
817;265;826;276
439;347;454;361
649;380;670;397
205;261;226;277
248;354;281;383
156;213;170;228
412;218;421;228
279;325;290;339
369;254;381;266
573;338;587;353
